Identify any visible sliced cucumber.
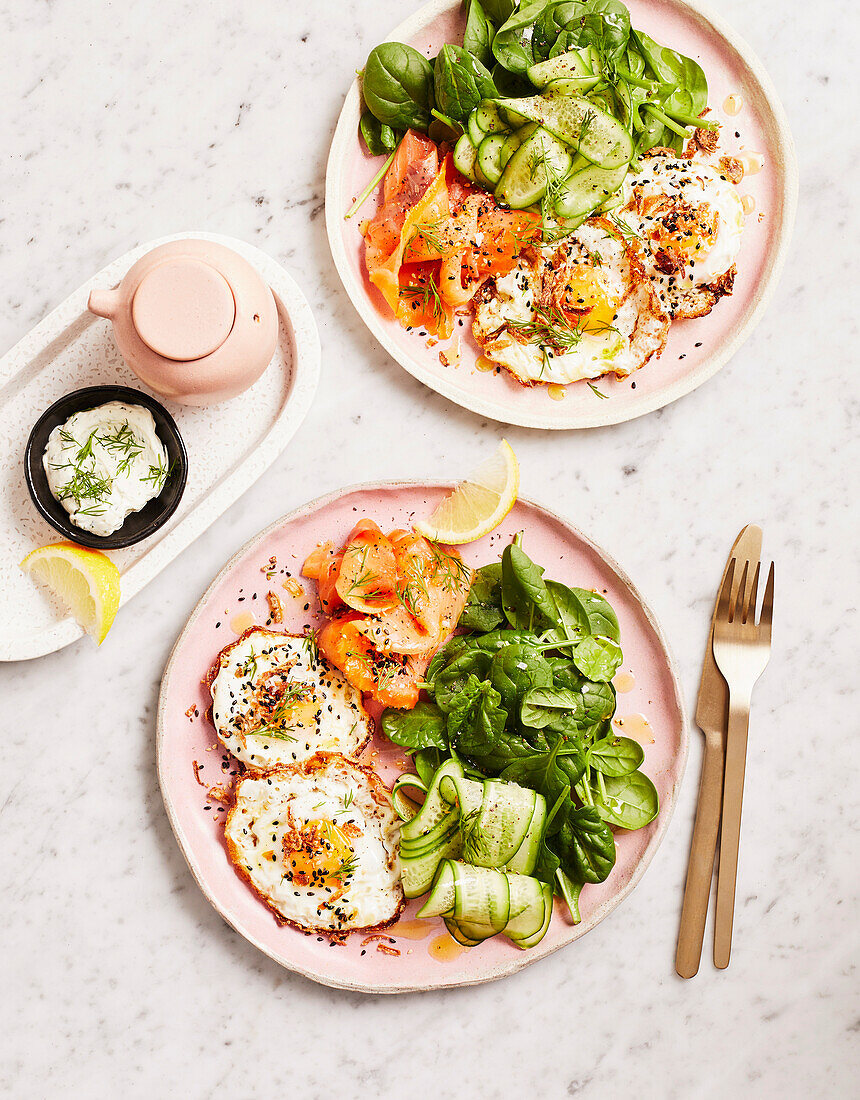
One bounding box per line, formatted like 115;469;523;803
554;161;629;220
452;862;510;934
527;46;598;87
400;827;461;899
401;758;464;842
467;101;507;146
400;759;465;897
505;795;547;875
498;103;528;129
418;861;554;950
467;111;485;148
500;122;538;166
495;92;633;170
508;882;554;950
475;101;506;134
496;127;572;209
444;917;483;947
477;134;508;187
453;133;479;181
596;190;624;214
416;859;458;918
546;75;602;96
439;775;545;873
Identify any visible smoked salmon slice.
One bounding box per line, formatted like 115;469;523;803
318;613;428;709
334;519;399;614
308;519;473;710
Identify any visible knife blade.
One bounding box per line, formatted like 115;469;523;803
675;524;762;978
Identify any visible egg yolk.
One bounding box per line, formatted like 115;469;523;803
559;264;619;333
651;200;719;259
283;819;355;886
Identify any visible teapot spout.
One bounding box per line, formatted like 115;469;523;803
88;287;120;319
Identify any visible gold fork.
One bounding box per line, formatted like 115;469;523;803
711;555;775;968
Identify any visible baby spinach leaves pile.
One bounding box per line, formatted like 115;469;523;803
359;0;712;160
381;534;659;922
358;16;500;155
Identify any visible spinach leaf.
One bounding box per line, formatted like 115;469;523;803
587;735;643;777
481;0;518;24
501;542;559;631
594;769;659;830
380;700;448;750
433;44;497;125
532;1;586;62
359;111;398;156
447;675;508;759
467;628;542;653
426;637;463;686
489;643;553;713
533;840;561;884
554;805;616;882
458;562;505;632
546;580;591;643
571;634;623;682
577;678;617;725
571;587;620;641
492;0;552;74
414;747;446;785
551;659;584;691
520;685;582;729
464;0;495;68
555;868;584;922
492;61;534;97
577;0;631;64
500;734;581;813
433;647;494;713
363;42;434;131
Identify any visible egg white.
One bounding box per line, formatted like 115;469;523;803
473;220;668;385
209;628;372;771
619;154;744;311
223;753;404;933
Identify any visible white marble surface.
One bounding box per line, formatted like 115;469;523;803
1;1;857;1097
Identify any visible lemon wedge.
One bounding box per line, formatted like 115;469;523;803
415;440;520;544
20;541;121;644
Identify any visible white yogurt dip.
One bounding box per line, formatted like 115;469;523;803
43;401;170;536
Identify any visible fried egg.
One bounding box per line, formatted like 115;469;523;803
223;752;404;933
208;628;372;771
472;218;668;385
618;151;745;318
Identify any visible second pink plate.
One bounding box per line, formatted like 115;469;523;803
325;0;797;429
157;482;687;992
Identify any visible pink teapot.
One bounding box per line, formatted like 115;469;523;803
88;239;279;405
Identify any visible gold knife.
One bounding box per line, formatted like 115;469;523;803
675;524;762;978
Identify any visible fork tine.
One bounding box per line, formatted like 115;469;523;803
759;562;775;637
744;561;761;624
715;558;736;623
732;560;749;624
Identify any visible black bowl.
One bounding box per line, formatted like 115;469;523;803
25;385;188;550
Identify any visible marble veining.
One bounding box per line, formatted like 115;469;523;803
0;1;856;1097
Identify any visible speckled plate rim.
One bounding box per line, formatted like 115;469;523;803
325;0;798;430
156;480;689;993
1;231;321;661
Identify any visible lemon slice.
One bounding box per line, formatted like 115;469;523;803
415;440;520;544
20;541;121;644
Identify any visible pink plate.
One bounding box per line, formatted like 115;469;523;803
325;0;797;429
157;482;687;992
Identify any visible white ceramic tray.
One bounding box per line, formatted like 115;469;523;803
0;232;320;662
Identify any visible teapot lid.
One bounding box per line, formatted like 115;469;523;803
131;257;235;362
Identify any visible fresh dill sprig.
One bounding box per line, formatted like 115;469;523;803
399;272;445;324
